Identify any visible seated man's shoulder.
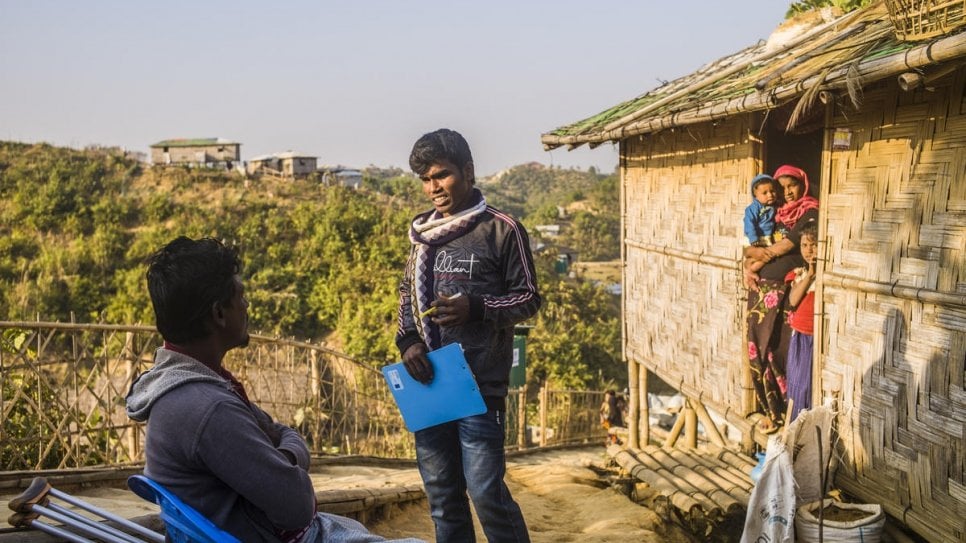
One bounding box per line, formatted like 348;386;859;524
152;381;237;419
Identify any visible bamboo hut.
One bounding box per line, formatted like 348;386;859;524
541;2;965;541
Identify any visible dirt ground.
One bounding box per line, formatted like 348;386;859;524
368;447;694;543
0;447;695;543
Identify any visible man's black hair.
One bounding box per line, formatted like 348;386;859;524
147;236;241;344
409;128;474;181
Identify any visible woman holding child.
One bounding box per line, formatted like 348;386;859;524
743;165;819;433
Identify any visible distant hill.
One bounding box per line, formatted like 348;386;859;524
480;162;615;220
0;142;624;388
479;163;620;261
0;141;418;360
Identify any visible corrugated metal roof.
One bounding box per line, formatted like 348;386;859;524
250;151;317;162
541;1;966;149
150;138;239;148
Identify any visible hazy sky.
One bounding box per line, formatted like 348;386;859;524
1;1;790;176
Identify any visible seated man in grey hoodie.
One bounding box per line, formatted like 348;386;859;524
126;236;421;543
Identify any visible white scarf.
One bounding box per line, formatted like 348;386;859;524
408;189;487;348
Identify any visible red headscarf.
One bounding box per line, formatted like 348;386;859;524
773;164;819;229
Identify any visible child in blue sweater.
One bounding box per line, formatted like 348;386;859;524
744;174;778;247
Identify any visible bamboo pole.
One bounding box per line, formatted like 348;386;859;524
683;449;755;495
623;239;736;270
539;384;548;448
822;272;966;308
898;71;924;91
628;359;640;449
517;385;528;449
124;332;137;461
754;22;869;90
611;447;703;514
310;350;320;400
621;137;635;451
627;447;723;516
692;400;726;447
664;407;686;449
654;446;752;501
649;447;744;512
0;321;372;367
684;401;698;449
640;367;649;447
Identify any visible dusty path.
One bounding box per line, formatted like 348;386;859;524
368;447;694;543
0;447;695;542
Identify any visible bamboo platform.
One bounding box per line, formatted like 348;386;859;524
608;443;756;536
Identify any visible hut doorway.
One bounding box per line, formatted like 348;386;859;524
756;104;823;432
761;105;823;193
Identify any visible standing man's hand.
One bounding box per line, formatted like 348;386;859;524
432;292;469;327
402;343;434;384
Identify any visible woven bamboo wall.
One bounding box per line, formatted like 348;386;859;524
622;116;761;414
820;68;966;542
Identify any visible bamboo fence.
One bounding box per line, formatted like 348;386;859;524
0;321;608;472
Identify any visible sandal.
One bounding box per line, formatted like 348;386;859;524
757;419;780;435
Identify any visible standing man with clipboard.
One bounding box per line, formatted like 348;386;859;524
395;128;541;543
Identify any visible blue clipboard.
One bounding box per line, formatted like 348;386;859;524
382;343;487;432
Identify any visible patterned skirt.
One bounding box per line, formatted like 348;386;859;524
746;279;792;426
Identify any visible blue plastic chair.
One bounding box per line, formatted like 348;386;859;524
127;475;240;543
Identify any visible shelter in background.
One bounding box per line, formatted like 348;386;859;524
534;224;562;238
542;2;965;541
321;166;363;189
149;138;240;169
248;151;318;178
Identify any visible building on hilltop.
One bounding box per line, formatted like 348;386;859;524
534;224;561;238
149;138;241;170
248;151;318;178
320;166;363;189
542;2;966;541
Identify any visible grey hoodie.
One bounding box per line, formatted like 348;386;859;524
126;348;315;542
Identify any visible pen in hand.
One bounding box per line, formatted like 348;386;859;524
419;292;462;319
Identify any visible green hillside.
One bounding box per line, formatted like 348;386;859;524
0;142;624;388
483;163;621;261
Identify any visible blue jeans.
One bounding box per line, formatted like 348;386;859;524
414;410;530;543
298;512;425;542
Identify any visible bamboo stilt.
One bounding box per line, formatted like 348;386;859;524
640;367;649;447
664;407;686;449
538;384;548;448
684;401;698;449
628;359;640;449
692;400;726;447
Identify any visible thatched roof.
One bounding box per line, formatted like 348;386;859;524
541;0;966;150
